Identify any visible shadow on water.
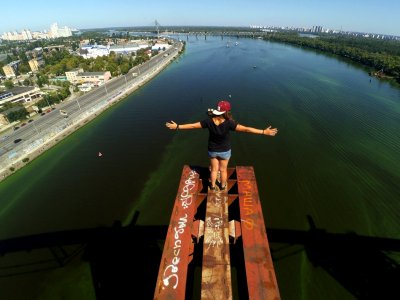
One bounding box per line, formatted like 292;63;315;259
0;212;399;299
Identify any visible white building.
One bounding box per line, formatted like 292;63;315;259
79;41;151;59
80;45;110;59
49;23;72;38
1;23;72;41
21;29;33;40
1;29;32;41
109;43;149;54
0;86;43;106
151;43;171;51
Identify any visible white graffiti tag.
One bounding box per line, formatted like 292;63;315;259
162;214;188;289
211;193;227;207
205;213;224;249
180;170;197;209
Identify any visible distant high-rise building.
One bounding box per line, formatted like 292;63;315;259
50;23;59;38
1;23;72;41
49;23;72;38
21;29;33;40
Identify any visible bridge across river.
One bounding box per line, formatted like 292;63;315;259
154;165;281;300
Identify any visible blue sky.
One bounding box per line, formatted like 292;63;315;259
1;0;399;36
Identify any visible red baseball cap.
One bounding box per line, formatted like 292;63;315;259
212;100;231;115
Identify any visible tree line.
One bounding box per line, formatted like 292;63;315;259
263;32;400;83
40;47;150;78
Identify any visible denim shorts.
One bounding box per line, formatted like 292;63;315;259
208;149;231;160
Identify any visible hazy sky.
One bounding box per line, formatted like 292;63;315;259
1;0;399;36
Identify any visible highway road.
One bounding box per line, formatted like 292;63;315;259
0;41;182;158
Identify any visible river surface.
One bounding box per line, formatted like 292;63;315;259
0;36;399;299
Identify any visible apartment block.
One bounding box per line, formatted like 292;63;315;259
65;68;84;83
28;58;44;72
2;60;20;78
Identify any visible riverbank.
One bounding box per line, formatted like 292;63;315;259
262;32;400;85
0;45;183;183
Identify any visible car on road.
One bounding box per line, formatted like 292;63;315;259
41;112;46;116
21;123;27;127
13;126;20;131
46;109;52;113
28;119;34;123
0;135;9;141
14;138;22;144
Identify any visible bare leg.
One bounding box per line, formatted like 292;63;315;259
209;157;219;188
219;158;229;188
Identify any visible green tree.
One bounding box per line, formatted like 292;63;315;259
23;78;32;86
0;62;5;76
120;62;130;74
37;77;43;87
4;80;14;89
7;107;29;122
18;62;30;74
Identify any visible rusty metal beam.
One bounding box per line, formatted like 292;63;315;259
237;166;281;300
154;165;201;300
201;190;232;300
195;193;207;207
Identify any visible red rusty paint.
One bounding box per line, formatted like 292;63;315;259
155;165;280;300
154;165;201;300
195;193;207;207
236;166;281;300
227;194;238;206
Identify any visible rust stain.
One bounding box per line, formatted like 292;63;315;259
154;166;200;300
155;166;279;300
237;166;281;300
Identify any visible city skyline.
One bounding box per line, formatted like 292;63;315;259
1;0;399;36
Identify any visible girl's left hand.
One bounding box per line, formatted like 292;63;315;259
166;120;178;130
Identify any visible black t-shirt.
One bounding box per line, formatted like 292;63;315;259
200;118;238;152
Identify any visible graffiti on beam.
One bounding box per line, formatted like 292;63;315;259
162;213;188;289
205;212;224;249
179;170;197;209
211;192;227;207
239;180;255;230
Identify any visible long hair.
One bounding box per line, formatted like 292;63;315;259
223;111;233;120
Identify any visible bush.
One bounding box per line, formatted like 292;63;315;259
6;107;29;122
9;167;15;172
22;158;29;163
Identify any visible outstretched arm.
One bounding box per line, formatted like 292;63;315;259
236;124;278;136
165;120;202;130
